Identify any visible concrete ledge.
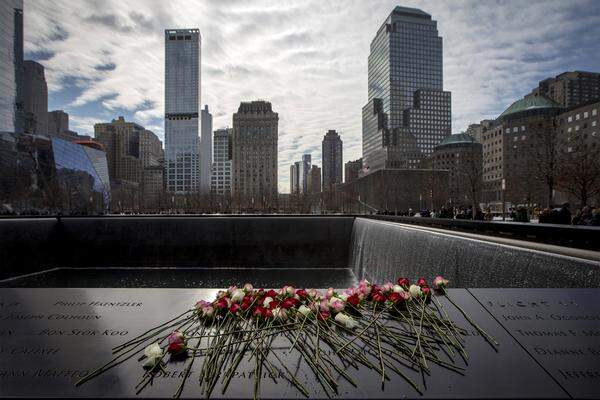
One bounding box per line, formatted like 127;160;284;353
350;218;600;288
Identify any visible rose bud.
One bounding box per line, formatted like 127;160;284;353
325;288;335;299
230;289;245;303
216;298;229;310
329;298;345;313
317;310;331;321
422;287;431;298
347;294;360;307
265;289;278;299
229;303;240;314
417;278;428;287
217;290;228;299
433;276;449;291
388;292;401;303
296;289;308;298
409;284;423;298
372;292;387;303
167;331;186;355
397;277;410;288
280;298;296;309
143;343;163;369
243;283;254;293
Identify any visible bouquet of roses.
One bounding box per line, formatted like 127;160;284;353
77;276;496;399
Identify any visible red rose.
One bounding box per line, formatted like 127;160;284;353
296;289;308;298
167;331;186;355
317;310;330;321
347;294;360;307
388;292;401;303
265;289;278;299
241;297;252;310
372;292;387;303
417;278;428;287
422;287;431;297
253;306;266;318
397;278;410;287
216;298;228;310
280;298;296;309
229;303;240;314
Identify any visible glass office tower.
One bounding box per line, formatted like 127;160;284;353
362;6;451;172
164;29;201;194
0;0;23;134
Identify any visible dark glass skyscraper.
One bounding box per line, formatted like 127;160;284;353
322;130;343;191
0;0;23;134
362;6;451;172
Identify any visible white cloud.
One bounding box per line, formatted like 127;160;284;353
23;0;600;193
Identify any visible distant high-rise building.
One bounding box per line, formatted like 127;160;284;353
22;60;48;135
232;100;278;207
465;120;493;143
47;110;70;137
307;165;322;194
527;71;600;108
322;130;343;191
211;128;232;195
362;6;450;172
345;158;362;184
94;117;163;200
299;154;311;193
0;0;23;134
290;161;300;194
200;104;213;193
164;29;201;194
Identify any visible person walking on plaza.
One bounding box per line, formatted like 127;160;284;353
556;202;571;225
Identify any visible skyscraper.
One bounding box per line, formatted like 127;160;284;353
0;0;23;134
211;128;232;195
322;130;343;191
232;101;278;208
22;60;48;135
307;165;322;194
290;161;300;194
299;154;311;193
164;29;201;194
362;6;450;172
48;110;69;137
200;104;212;193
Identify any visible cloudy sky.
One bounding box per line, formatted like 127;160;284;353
24;0;600;192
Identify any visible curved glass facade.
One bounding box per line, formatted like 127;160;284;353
51;137;110;212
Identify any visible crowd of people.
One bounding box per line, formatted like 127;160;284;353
375;202;600;226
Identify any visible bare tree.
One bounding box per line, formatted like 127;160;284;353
557;136;600;209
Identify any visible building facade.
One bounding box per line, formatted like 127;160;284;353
527;71;600;108
299;154;311;194
431;133;482;208
290;161;300;194
0;0;23;134
322;130;343;191
48;110;69;137
307;165;322;194
22;60;48;135
94;117;163;203
211;128;232;195
481;96;563;210
232;101;278;208
362;6;450;172
164;29;201;194
200;104;212;193
344;158;363;184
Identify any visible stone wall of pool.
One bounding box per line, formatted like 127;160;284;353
0;216;598;287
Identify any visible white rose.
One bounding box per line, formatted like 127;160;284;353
273;307;288;321
409;284;422;298
298;305;311;316
393;285;404;293
263;296;274;308
334;312;358;329
231;289;245;303
143;343;163;368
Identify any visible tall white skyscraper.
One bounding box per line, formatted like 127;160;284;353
164;29;201;194
200;104;212;193
211;128;232;195
0;0;23;134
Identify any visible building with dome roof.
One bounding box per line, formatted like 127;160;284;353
481;95;563;211
430;133;482;209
